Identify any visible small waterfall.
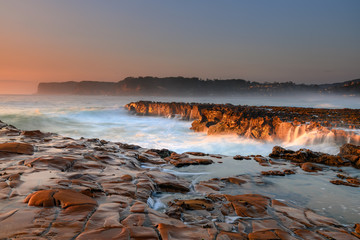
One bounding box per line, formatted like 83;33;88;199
283;124;360;148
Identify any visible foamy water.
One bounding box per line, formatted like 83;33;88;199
1;94;359;156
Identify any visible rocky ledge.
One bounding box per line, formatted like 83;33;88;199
1;120;360;239
125;101;360;145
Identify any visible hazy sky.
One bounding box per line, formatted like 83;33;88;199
1;0;359;93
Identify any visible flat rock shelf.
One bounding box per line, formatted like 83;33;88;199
0;119;360;240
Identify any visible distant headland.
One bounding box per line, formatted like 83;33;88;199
37;77;360;96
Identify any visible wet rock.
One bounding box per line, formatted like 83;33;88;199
24;189;97;208
148;148;173;158
248;230;281;240
127;226;159;239
84;203;123;230
0;142;34;155
261;170;285;176
136;153;167;165
164;152;214;167
76;227;130;240
117;142;141;150
340;143;360;167
21;130;50;139
0;208;44;239
24;156;77;171
283;169;296;175
251;219;280;232
304;210;340;226
330;180;360;187
225;194;270;218
101;181;136;197
301;162;322;172
254;156;270;166
194;179;225;194
270;146;353;168
216;231;247;240
269;159;286;165
233;155;251;160
317;230;359;240
340;143;360;156
221;177;247;185
169;198;215;211
186;151;207;156
171;158;213;167
121;213;146;226
347;178;360;185
157;223;211;240
145;171;190;193
353;223;360;238
293;229;324;240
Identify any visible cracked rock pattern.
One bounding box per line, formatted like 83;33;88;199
0;120;359;239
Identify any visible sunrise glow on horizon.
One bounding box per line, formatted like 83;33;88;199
1;0;360;94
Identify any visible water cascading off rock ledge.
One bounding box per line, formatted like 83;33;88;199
125;101;360;146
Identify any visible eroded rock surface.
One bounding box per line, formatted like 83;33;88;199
0;120;359;239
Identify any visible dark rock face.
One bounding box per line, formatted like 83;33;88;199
126;101;360;144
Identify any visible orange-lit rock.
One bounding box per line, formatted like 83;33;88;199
0;142;34;155
24;189;97;208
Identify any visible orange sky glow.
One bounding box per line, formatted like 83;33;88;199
0;1;359;94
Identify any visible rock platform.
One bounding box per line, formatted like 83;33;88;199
0;120;359;239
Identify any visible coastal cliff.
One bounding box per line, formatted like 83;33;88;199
37;77;360;96
125;101;360;145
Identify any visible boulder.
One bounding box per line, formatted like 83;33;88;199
301;162;322;172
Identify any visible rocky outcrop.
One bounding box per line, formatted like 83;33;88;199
126;101;203;120
126;101;360;144
269;145;360;169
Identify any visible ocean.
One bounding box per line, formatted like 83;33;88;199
1;94;360;224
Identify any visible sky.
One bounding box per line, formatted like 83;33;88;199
0;0;360;94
